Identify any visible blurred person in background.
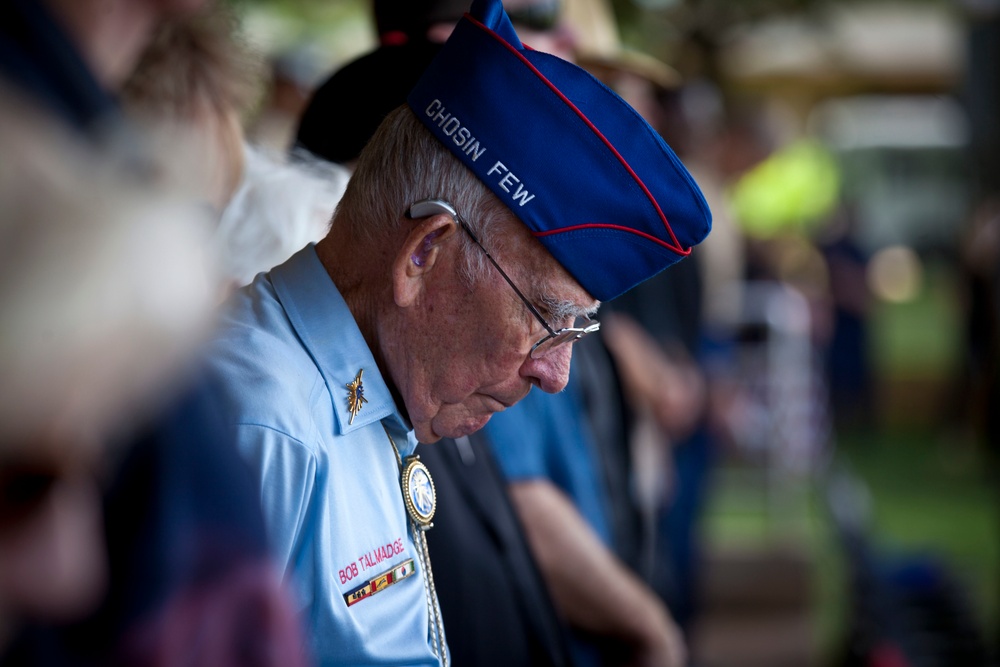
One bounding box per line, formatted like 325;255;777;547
122;0;352;296
577;33;714;635
121;0;352;296
0;2;310;665
293;0;577;171
483;330;693;667
119;1;263;216
215;144;349;291
956;196;1000;660
200;0;711;664
482;14;705;661
246;46;328;154
595;80;717;640
815;201;874;435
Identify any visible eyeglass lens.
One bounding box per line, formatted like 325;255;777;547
530;318;601;359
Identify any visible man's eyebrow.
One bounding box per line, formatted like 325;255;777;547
539;294;600;322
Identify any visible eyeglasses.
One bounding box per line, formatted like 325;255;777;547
407;199;599;359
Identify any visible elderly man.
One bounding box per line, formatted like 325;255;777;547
204;0;711;664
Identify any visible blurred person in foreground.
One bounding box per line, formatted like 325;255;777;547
0;0;209;141
0;0;210;650
0;91;216;656
0;2;309;665
201;0;712;664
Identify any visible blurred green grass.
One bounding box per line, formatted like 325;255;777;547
700;260;998;663
836;430;998;629
702;430;998;664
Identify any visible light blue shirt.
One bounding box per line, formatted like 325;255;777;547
205;245;445;667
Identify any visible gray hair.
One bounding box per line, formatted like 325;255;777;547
332;105;515;286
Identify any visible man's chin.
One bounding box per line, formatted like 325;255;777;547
428;413;493;442
461;413;493;436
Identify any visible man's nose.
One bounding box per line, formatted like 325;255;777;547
520;344;573;394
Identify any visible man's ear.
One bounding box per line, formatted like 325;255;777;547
392;213;459;307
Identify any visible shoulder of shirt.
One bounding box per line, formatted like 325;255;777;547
204;278;333;448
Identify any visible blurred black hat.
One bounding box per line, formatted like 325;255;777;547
292;38;443;166
373;0;469;45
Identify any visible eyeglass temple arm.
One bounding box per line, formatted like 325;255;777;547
408;198;558;337
457;220;558;337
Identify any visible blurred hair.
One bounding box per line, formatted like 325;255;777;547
120;3;264;208
120;3;262;122
334;105;516;285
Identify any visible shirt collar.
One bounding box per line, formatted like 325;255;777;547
269;244;408;438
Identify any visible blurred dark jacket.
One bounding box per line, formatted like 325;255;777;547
420;433;573;667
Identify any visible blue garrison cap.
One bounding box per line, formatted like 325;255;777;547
407;0;711;302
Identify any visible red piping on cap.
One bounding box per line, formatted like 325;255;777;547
466;13;691;257
535;222;691;257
